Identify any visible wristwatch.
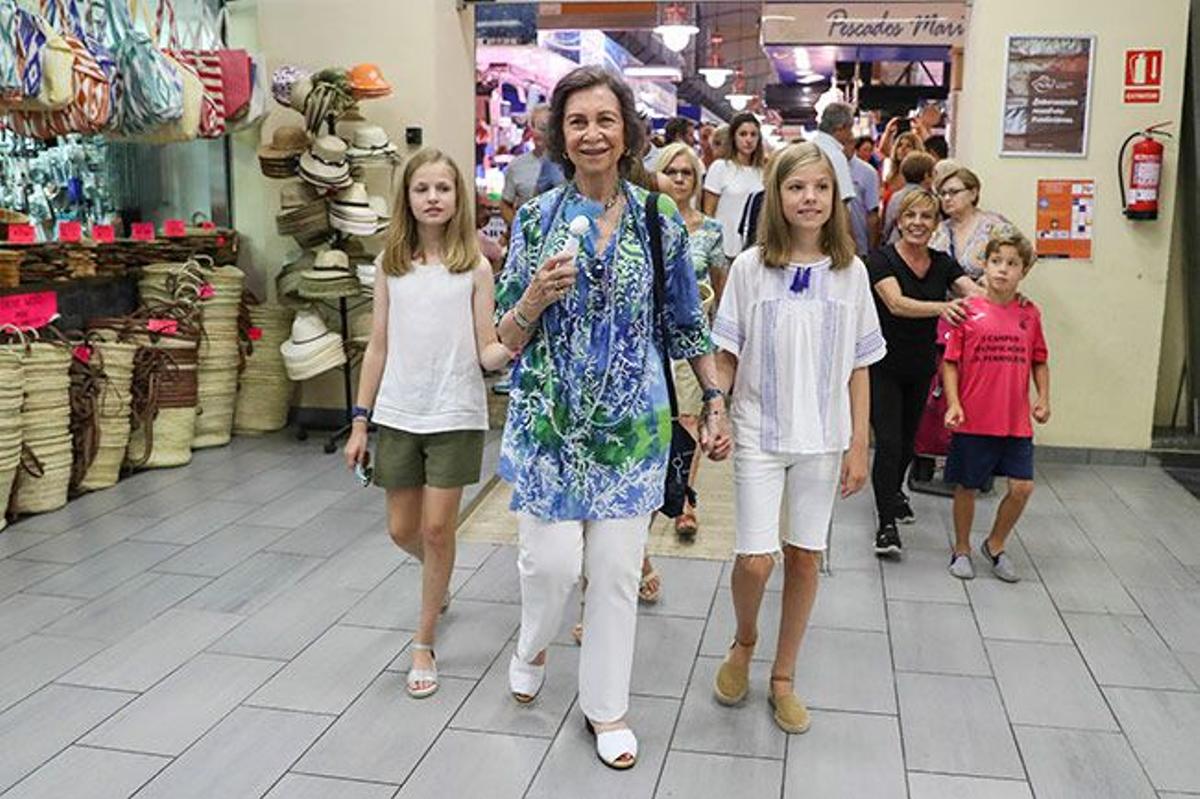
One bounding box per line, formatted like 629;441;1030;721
701;387;726;404
351;405;371;424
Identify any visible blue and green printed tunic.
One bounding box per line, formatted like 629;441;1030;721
495;181;713;521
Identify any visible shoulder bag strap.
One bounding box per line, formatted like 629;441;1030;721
644;191;679;421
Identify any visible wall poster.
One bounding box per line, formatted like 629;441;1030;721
1035;179;1094;260
1001;35;1096;157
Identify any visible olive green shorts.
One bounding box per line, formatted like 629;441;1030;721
373;427;486;489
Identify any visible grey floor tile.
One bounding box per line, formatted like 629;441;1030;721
1177;651;1200;686
0;684;133;793
178;552;323;615
888;600;991;676
700;587;782;661
796;627;896;714
825;523;891;572
987;640;1117;730
882;549;969;604
297;672;473;784
130;500;258;545
631;614;705;698
1015;513;1101;560
896;671;1023;778
0;634;107;713
907;773;1032;799
25;541;180;599
114;480;216;520
524;696;676;799
1090;534;1198;592
62;608;242;691
0;593;83;650
1;745;166;799
248;625;407;715
15;513;158;564
396;729;546;799
784;710;905;799
386;599;519;680
341;563;475;631
451;540;501;569
1104;687;1200;792
301;533;404;593
265;509;382;558
239;488;347;529
968;581;1070;643
43;573;209;643
132;706;332;799
809;568;887;632
0;531;54;558
209;581;366;660
83;653;283;756
153;523;293;578
1015;725;1157;798
455;546;521;604
6;492;138;535
1126;586;1200;653
0;560;66;600
672;656;785;760
1064;612;1195;690
264;774;397;799
212;464;322;504
1036;556;1141;614
639;556;722;619
655;751;783;799
451;642;579;738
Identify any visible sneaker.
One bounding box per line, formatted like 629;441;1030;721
874;523;902;557
948;553;975;580
981;540;1020;583
894;492;916;525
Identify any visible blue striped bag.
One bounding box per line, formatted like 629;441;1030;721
102;0;183;135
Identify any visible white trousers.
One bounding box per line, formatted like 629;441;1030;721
515;512;649;723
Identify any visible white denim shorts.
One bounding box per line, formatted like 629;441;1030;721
733;448;842;554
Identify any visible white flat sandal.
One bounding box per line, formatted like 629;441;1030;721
585;718;638;770
509;653;545;704
406;643;438;699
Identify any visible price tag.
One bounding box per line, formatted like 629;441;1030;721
131;222;156;241
198;282;215;299
92;224;115;244
73;344;92;364
6;224;35;244
216;235;227;247
0;291;57;329
58;221;82;242
199;221;216;231
146;318;178;335
247;326;263;341
163;219;187;238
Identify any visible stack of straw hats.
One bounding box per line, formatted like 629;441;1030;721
280;307;346;381
258;125;309;179
0;352;23;531
0;250;21;288
276;182;331;249
299;135;352;191
193;265;246;448
329;183;386;237
348;63;392;100
75;339;137;491
346;125;398;167
234;304;295;434
9;343;73;516
298;250;361;300
124;329;200;469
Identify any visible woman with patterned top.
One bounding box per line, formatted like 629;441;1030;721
930;166;1009;279
494;66;732;770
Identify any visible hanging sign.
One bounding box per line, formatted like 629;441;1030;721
0;291;57;329
131;222;156;241
1001;35;1095;158
92;224;115;244
1123;49;1163;104
761;3;968;47
1035;179;1094;260
6;224;36;244
57;221;82;242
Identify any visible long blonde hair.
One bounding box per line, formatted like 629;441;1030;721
381;148;480;276
757;141;856;270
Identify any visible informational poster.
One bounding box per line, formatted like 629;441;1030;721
1002;35;1095;157
1035;179;1094;259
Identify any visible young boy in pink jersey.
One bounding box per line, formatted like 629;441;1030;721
942;227;1049;581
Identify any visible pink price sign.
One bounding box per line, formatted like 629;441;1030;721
0;291;57;329
6;224;35;244
92;224;115;244
163;219;186;238
131;222;155;241
58;221;82;242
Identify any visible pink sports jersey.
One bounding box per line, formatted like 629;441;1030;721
943;296;1048;437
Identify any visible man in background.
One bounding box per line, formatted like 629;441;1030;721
501;105;564;225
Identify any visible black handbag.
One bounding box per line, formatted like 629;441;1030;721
645;193;697;519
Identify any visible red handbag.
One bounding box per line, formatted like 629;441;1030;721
155;0;224;137
213;6;250;119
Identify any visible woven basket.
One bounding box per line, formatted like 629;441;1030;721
233;377;293;434
124;334;199;470
0;465;15;531
13;433;73;515
78;442;128;491
193;389;238;448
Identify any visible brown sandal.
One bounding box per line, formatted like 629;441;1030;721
674;508;698;539
768;675;810;734
713;637;756;706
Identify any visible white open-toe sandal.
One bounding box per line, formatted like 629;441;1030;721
585;718;638;770
406;643;438;699
509;653;545;704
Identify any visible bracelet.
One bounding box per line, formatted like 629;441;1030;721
701;387;726;404
351;405;371;422
513;306;537;333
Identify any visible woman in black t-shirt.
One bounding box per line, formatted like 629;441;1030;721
866;189;980;557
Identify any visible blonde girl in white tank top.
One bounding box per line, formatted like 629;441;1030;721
345;149;512;699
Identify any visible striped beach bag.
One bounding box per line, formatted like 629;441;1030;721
103;0;184;136
156;0;223;137
0;0;74;111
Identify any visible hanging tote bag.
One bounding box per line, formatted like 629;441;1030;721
201;1;251;121
0;2;24;101
102;0;184;136
1;1;74;111
3;0;112;138
225;50;267;131
156;0;223;137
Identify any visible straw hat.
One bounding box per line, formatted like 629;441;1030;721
299;135;352;190
272;65;311;107
298;250;361;300
349;63;391;98
346;125;398;162
335;109;371;142
258;126;310;178
279;308;347;381
330;182;385;237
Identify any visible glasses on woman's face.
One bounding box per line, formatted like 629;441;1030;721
664;168;695;180
939;186;968;199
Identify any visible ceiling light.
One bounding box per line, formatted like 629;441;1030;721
699;67;733;89
625;65;683;81
725;94;754;111
792;47;812;74
654;3;698;53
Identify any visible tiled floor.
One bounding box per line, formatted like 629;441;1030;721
0;434;1198;798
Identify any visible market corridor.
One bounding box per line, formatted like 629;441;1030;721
0;433;1196;798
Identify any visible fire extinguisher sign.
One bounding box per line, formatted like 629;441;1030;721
1124;49;1163;104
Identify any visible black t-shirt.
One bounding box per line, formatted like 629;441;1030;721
866;244;965;375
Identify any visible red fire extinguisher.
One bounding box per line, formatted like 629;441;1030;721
1119;122;1171;220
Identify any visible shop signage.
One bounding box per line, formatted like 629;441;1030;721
1123;49;1163;104
91;225;115;244
57;221;82;243
0;291;57;330
1001;35;1095;158
1036;179;1094;259
761;2;968;47
131;222;156;241
6;224;35;244
163;219;187;238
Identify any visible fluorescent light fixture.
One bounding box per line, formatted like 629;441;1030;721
699;67;733;89
725;93;754;111
792;47;812;74
656;25;698;52
625;65;683;81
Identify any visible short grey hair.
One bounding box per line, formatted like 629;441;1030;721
819;102;855;134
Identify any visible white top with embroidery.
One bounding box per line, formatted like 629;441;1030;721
712;247;886;455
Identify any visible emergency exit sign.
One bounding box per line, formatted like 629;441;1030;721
1124;49;1163;104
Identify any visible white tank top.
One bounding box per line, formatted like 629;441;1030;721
372;261;488;433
